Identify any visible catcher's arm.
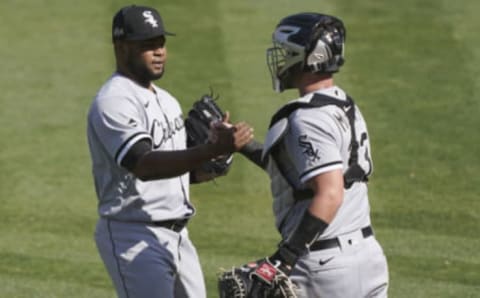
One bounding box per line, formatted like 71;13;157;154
268;170;343;274
221;209;330;298
239;140;268;170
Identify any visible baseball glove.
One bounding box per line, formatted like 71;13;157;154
184;92;233;176
218;258;298;298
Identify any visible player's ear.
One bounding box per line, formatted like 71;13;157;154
113;41;123;57
114;40;129;55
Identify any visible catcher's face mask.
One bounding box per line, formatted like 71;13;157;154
266;13;346;93
267;26;305;93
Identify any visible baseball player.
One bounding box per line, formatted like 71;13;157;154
239;13;389;297
86;5;253;298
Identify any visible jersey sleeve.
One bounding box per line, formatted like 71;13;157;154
89;95;152;166
285;108;343;184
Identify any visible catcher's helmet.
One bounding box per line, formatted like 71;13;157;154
267;13;346;92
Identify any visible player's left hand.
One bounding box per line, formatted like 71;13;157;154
209;118;254;153
185;93;235;176
218;258;298;298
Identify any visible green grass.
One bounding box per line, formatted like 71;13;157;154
0;0;479;297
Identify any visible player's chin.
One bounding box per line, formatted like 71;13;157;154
149;68;164;81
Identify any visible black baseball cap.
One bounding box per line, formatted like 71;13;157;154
112;5;175;42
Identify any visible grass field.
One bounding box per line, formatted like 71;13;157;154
1;0;479;297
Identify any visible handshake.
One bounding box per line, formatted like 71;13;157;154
184;94;253;177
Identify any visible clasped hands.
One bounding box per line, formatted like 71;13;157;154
208;111;254;153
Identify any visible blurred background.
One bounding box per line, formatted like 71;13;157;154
0;0;479;297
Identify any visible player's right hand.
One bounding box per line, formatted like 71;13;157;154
233;122;254;150
209;121;254;154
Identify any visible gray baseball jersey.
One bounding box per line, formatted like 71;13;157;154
263;86;372;240
89;73;206;298
87;73;194;222
263;86;388;298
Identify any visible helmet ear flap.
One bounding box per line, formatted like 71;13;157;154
305;38;332;71
304;22;345;73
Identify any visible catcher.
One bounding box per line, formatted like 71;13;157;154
218;12;388;298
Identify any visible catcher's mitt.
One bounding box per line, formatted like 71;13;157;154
184;93;233;176
218;259;297;298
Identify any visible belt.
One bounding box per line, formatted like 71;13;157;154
309;226;373;251
150;219;189;232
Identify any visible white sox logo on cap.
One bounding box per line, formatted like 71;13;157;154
143;11;158;28
112;5;175;41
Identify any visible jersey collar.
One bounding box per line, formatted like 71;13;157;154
113;72;158;106
312;86;346;100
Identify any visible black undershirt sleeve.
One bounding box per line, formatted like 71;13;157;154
120;139;152;171
273;210;329;267
239;140;268;169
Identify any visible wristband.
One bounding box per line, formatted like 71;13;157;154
285;209;329;256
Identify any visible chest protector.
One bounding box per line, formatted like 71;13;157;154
262;93;369;199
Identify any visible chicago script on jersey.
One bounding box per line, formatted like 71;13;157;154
151;115;184;149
